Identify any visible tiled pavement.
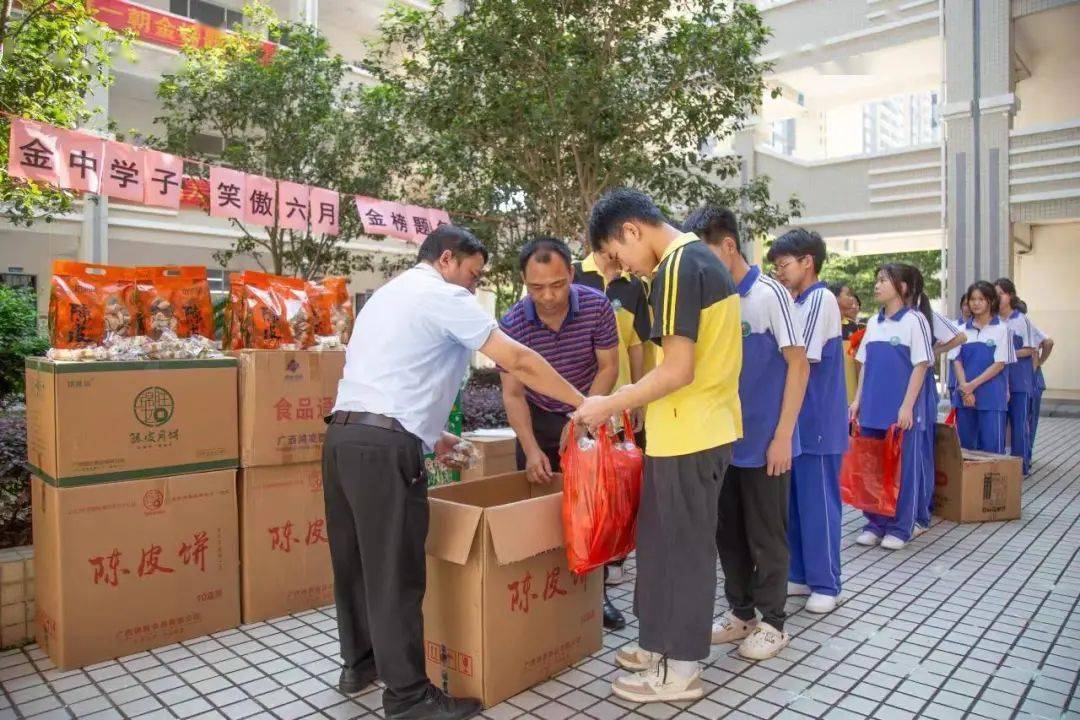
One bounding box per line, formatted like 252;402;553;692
3;418;1079;720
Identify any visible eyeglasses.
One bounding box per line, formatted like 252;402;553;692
773;256;806;273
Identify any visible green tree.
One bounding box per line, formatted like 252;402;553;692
154;5;410;279
367;0;801;309
820;250;943;314
0;286;47;400
0;0;125;225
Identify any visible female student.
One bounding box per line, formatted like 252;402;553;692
952;282;1014;452
995;278;1052;475
907;269;965;533
851;264;934;550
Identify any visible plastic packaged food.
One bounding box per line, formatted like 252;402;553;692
223;272;245;351
48;261;136;349
308;276;354;345
269;275;315;349
242;271;294;349
135;266;214;339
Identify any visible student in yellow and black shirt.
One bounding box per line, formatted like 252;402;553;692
574;189;743;705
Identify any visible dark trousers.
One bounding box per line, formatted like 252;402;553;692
514;402;567;472
322;419;431;711
716;464;790;630
634;444;731;660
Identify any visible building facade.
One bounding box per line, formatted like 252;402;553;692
737;0;1080;399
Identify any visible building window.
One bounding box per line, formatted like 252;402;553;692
862;91;941;154
766;118;795;156
169;0;244;30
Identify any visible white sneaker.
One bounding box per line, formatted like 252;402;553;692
912;525;928;538
805;593;837;614
856;531;881;546
881;535;907;550
605;564;626;585
614;643;660;671
738;622;790;661
611;663;704;703
711;611;757;644
787;582;812;596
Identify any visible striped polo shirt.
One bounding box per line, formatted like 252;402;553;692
499;284;619;413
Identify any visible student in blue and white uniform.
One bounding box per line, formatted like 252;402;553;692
685;206;810;661
951;281;1014;453
995;278;1053;475
909;268;966;534
851;263;934;550
767;229;849;614
1029;322;1053;452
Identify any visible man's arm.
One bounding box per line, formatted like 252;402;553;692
766;346;810;476
628;343;645;384
589;346;618;396
573;334;695;428
480;329;584;409
500;372;553;483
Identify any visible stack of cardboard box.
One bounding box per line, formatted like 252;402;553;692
235;350;346;623
26;357;241;669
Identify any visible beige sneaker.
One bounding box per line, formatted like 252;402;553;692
611;663;704;703
614;643;660;671
711;611;757;644
738;622;790;661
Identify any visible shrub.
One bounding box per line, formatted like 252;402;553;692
0;286;48;400
462;383;507;431
0;413;32;549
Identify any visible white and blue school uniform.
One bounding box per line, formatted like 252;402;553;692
1028;323;1048;456
788;282;848;598
916;311;964;528
1003;310;1044;475
732;265;803;468
952;317;1013;453
855;307;934;542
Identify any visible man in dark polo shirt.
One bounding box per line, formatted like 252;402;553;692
499;236;624;628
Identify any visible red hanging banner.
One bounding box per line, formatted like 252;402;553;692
101;140;145;203
8;117;63;187
209;166;246;219
244;174;277;226
278;181;310;232
310;187;340;236
143;150;183;208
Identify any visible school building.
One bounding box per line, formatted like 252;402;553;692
1;0;1077;400
724;0;1080;402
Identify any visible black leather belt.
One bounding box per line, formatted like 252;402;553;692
327;410;409;435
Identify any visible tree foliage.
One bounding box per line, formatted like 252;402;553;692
0;286;46;400
0;0;125;225
367;0;801;311
820;250;943;314
154;6;412;279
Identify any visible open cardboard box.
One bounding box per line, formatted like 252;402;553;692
933;423;1022;523
459;429;517;483
424;472;602;707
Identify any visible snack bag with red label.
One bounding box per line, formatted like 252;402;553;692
49;261;137;349
223;272;246;350
242;271;293;349
270;275;315;349
308;276;354;345
135;266;214;339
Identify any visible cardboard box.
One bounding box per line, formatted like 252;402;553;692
238;463;333;623
460;429;518;483
25;358;238;487
424;472;602;707
933;423;1023;523
236;350;346;467
33;470;241;669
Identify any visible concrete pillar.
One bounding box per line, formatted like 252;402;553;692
289;0;318;24
942;0;1016;314
78;74;111;264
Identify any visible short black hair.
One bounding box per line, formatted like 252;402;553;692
587;188;667;251
417;225;489;264
682;205;741;253
519;236;572;273
827;283;861;306
765;228;827;273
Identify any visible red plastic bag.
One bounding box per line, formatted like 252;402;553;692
944;408;957;427
840;424;903;517
560;411;644;575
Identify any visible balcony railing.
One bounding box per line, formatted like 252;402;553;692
1009;120;1080;212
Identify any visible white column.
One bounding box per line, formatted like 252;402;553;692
78;73;110;264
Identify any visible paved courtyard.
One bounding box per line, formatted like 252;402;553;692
2;417;1078;720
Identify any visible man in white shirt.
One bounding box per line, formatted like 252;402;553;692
325;226;584;720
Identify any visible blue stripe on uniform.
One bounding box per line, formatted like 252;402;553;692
761;275;797;343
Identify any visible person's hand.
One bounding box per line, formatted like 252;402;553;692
959;382;974;396
848;401;860;424
572;395;615;432
434;432;468;469
897;405;914;430
524;448;554;484
963;392;977;408
630;407;645;433
765;435;793;477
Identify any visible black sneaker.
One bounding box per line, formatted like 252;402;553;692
385;686;483;720
603;596;626;631
338;666;377;695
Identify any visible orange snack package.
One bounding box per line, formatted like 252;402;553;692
307;276;354;343
135;266;215;339
223;273;246;350
269;275;315;349
242;271;293;349
49;261;137;349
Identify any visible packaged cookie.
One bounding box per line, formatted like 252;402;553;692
49;261;136;349
223;272;245;350
308;276;354;345
242;271;293;349
269;275;315;349
135;266;214;339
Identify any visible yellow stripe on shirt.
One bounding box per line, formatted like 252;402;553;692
665;247;684;335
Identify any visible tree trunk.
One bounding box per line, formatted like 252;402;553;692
0;0;14;61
